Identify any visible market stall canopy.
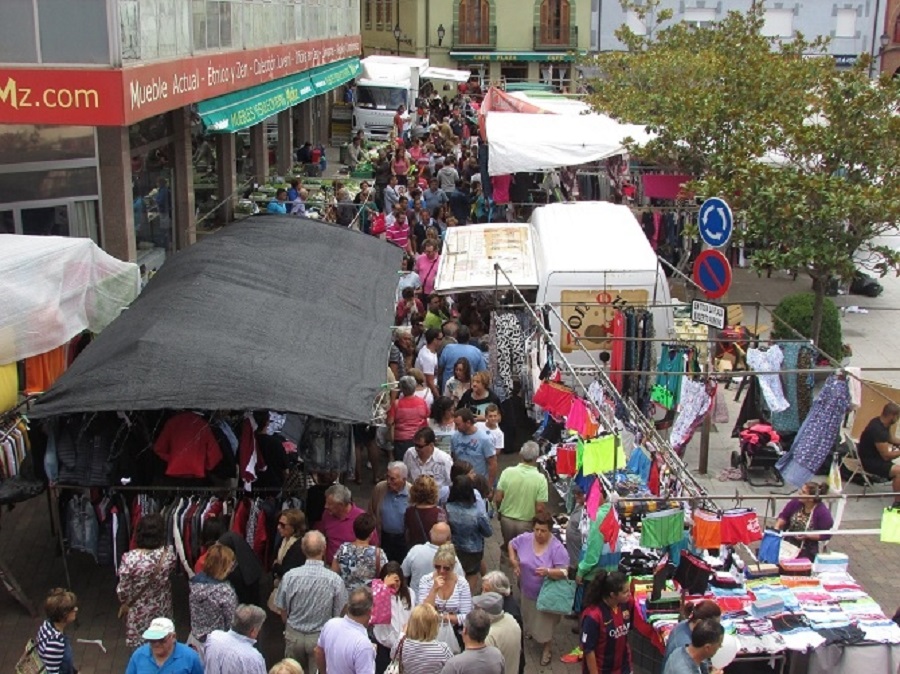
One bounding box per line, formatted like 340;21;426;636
433;223;539;294
421;67;472;83
485;110;654;175
30;218;401;423
0;235;140;366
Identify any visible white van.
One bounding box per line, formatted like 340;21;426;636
433;201;674;369
530;202;674;368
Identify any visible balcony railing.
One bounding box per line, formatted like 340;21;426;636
533;25;578;51
452;23;497;50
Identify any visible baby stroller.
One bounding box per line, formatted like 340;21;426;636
731;422;784;487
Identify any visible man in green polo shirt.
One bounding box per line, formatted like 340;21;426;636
494;441;548;560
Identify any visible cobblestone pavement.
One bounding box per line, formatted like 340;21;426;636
2;248;900;672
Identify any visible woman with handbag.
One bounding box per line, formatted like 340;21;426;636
774;481;834;560
373;562;416;674
116;513;176;648
508;512;569;666
404;476;447;547
417;543;472;655
188;543;238;655
35;588;79;673
332;513;389;591
394;604;454;674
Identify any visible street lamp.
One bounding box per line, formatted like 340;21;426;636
393;23;402;55
437;24;446;47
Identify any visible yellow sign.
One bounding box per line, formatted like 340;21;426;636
559;289;649;353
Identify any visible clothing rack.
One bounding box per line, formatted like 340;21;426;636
492;263;716;511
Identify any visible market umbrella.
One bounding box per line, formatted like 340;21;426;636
31;217;402;423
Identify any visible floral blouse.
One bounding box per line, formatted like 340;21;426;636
116;546;176;648
334;542;389;591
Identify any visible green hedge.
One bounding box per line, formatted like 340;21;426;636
771;292;842;361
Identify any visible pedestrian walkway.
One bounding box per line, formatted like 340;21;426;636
1;263;899;673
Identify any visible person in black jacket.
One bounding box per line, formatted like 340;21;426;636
199;518;263;606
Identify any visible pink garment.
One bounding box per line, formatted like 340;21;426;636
641;174;692;200
566;398;599;438
491;175;511;204
318;504;380;564
414;253;441;295
586;479;603;520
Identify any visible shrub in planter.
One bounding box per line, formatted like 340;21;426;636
771;292;843;361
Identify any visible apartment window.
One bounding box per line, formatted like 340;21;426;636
540;0;571;44
384;0;392;28
683;7;716;28
835;8;856;38
762;8;793;37
626;10;647;36
459;0;491;45
364;0;372;28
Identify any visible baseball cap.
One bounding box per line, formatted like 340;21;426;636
142;617;175;640
473;592;504;617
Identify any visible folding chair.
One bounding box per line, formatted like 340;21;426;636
841;432;878;494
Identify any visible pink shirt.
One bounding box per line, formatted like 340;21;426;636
491;174;512;204
385;221;410;249
414;252;441;295
390;396;430;441
318;504;380;563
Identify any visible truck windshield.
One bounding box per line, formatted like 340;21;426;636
356;85;407;110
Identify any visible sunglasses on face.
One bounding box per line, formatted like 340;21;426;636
434;564;451;571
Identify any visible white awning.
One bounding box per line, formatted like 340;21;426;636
434;223;539;293
421;67;471;83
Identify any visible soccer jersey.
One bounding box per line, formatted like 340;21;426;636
581;599;635;674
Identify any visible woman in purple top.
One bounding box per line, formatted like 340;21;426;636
774;481;834;559
509;512;570;666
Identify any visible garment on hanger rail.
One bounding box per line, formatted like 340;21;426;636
746;345;789;413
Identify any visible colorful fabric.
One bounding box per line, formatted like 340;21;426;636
692;510;722;549
581;435;626;475
640;509;684;549
0;362;17;413
720;509;763;545
775;374;851;488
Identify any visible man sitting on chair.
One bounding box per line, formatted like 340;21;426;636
858;402;900;504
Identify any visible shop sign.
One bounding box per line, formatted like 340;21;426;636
833;55;858;68
0;35;361;127
0;68;124;126
198;72;317;133
559;289;649;353
123;35;362;124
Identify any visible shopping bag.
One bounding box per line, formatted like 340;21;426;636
436;616;461;654
880;507;900;544
369;579;394;625
385;636;405;674
15;639;46;674
757;530;781;564
536;578;577;614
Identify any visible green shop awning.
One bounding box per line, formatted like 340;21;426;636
310;58;362;95
198;57;360;133
449;51;582;63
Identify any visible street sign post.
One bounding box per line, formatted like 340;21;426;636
699;197;733;248
692;249;732;299
691;299;726;329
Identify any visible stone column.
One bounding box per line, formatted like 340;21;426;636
249;122;268;185
97;126;136;262
171;106;196;249
215;133;237;224
277;109;294;175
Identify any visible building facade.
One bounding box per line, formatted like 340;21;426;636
0;0;361;264
882;0;900;74
594;0;885;70
361;0;591;88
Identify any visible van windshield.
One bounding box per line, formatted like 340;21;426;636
356;85;407;110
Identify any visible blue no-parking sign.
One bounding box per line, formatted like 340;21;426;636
693;249;732;299
699;197;733;248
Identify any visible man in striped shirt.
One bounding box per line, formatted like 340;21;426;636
385;213;413;254
203;604;267;674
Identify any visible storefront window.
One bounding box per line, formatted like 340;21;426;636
0;168;99;204
132;152;175;252
37;0;109;64
0;125;96;166
0;211;13;233
0;0;38;63
21;205;69;237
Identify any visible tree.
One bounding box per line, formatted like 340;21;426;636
583;1;900;355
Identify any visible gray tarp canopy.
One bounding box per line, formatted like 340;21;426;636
31;217;402;423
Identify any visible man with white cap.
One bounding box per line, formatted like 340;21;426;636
124;617;203;674
474;592;523;674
